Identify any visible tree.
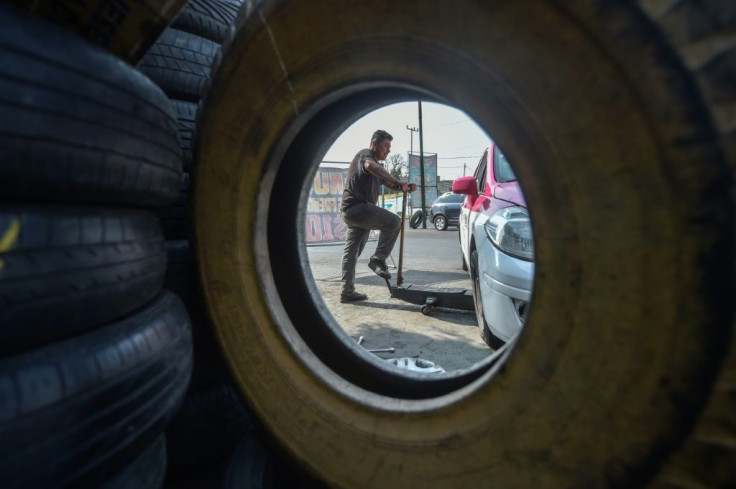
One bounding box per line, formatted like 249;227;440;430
387;153;407;181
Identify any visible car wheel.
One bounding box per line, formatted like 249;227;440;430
470;250;505;350
194;2;734;488
433;215;448;231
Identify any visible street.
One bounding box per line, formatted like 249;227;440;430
306;222;493;372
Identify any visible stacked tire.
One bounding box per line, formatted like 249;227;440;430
0;5;192;489
136;0;276;483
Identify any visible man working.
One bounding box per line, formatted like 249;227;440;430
340;130;417;303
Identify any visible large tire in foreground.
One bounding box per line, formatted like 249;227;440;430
0;290;192;489
193;2;733;488
636;1;736;487
0;5;182;208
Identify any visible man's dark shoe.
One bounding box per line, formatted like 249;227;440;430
368;258;391;280
340;291;368;303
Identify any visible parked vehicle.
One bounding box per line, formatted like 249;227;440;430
453;143;534;349
427;192;464;230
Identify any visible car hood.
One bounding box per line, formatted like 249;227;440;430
493;182;526;207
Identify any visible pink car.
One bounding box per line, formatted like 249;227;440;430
453;143;534;349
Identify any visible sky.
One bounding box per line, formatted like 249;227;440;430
321;102;491;182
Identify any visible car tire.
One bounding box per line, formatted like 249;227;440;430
10;0;188;63
0;5;183;208
409;210;423;229
171;0;243;43
99;436;166;489
221;437;303;489
165;382;256;477
194;2;734;488
0;290;192;489
433;215;448;231
0;206;166;354
139;2;244;241
470;250;505;350
137;28;220;103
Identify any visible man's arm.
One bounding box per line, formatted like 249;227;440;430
363;158;417;192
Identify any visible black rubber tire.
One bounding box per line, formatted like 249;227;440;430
7;0;188;63
0;206;166;355
172;0;243;43
635;2;736;487
165;382;256;478
221;437;302;489
0;290;192;489
163;240;231;390
171;100;198;171
408;210;423;229
158;174;192;240
100;436;166;489
193;2;734;488
137;28;220;103
0;5;182;207
433;214;448;231
470;250;505;350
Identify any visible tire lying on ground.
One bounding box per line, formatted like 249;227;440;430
0;4;182;208
0;290;192;489
193;2;734;488
0;207;166;355
409;210;423;229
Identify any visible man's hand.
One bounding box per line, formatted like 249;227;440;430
398;182;417;192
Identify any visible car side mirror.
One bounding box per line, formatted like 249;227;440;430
452;176;478;197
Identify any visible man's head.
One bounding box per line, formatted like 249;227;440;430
370;130;392;161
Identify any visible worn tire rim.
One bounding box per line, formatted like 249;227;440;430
193;1;734;487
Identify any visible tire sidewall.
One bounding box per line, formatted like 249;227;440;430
194;2;733;487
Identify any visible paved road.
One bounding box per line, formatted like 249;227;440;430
306;223;493;372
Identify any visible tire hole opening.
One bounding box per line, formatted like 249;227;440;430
267;88;534;400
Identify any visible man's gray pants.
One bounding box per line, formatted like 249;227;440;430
341;203;401;294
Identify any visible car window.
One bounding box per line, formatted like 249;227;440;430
493;146;517;183
474;149;488;193
448;193;465;203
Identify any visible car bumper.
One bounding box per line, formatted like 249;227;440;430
477;238;534;342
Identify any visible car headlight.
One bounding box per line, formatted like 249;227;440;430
484;206;534;261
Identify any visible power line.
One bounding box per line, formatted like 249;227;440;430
437;155;482;160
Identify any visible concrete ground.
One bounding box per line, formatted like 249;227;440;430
306;223;493;372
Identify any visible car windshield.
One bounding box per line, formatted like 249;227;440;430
494;146;517;183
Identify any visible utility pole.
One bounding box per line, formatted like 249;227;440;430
406;125;418;157
406;125;418;220
418;100;427;229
